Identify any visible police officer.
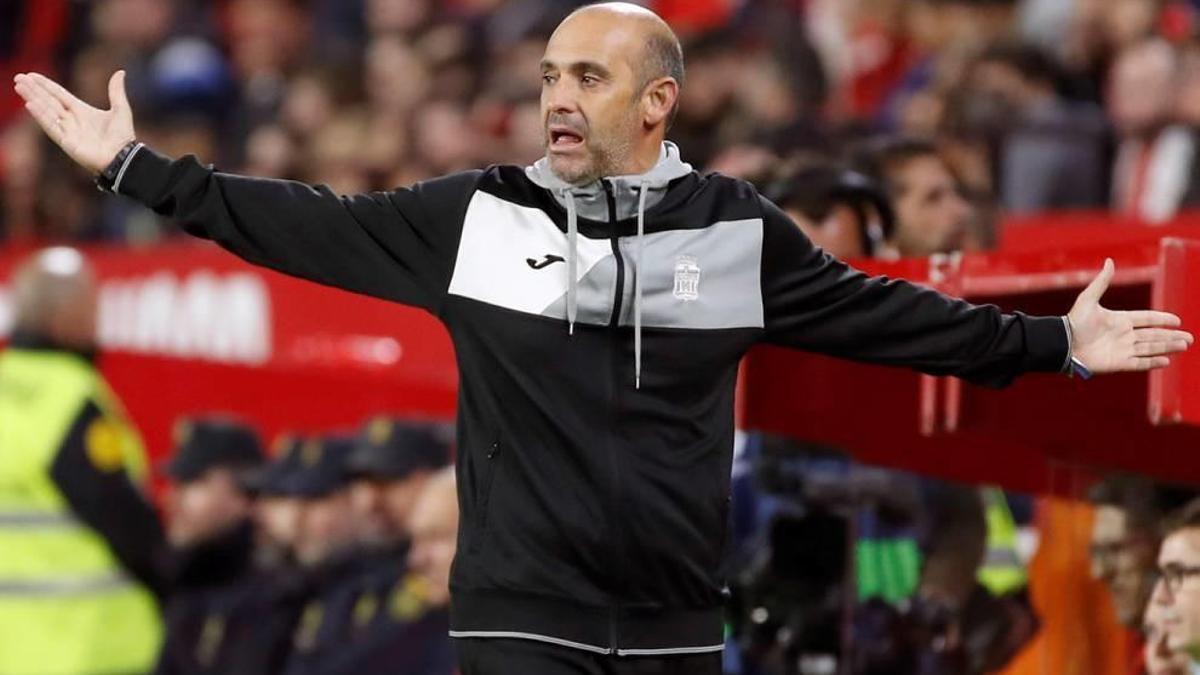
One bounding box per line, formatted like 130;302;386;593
0;248;165;675
280;433;371;675
347;416;450;556
154;416;265;675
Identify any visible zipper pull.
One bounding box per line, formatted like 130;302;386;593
487;442;499;459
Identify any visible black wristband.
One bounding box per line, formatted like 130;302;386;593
94;140;142;194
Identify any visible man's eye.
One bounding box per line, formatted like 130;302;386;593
581;75;598;86
542;74;557;85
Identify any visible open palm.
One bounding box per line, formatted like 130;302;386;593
12;71;135;174
1068;259;1194;373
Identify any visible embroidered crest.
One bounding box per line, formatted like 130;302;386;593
673;255;700;301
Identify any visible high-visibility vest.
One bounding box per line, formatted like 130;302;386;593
0;348;162;675
977;486;1029;596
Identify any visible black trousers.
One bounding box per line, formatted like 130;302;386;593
454;638;723;675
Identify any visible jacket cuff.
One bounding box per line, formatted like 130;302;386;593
112;145;174;203
1022;313;1072;374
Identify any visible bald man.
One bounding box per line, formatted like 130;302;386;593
0;248;166;675
12;3;1194;673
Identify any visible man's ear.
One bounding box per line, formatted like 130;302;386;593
642;77;679;128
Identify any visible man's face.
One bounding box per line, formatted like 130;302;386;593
295;490;358;566
1092;505;1159;627
1146;602;1194;675
165;468;251;547
254;495;301;551
540;12;645;184
1154;529;1200;657
349;473;428;547
407;485;459;607
1108;42;1176;138
889;156;968;258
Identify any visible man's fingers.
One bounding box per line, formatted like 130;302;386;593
1134;328;1195;344
22;99;67;146
1134;340;1191;357
1127;310;1183;328
13;76;69;120
28;72;85;113
107;70;130;112
1078;258;1115;305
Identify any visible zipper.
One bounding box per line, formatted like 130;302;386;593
472;439;501;550
602;179;624;652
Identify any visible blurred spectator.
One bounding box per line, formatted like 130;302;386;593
1109;38;1200;222
0;247;164;674
156;416;270;675
763;159;895;259
848;136;970;258
347;416;449;553
1089;476;1173;630
962;42;1110;214
1151;498;1200;670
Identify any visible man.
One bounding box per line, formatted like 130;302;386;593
249;435;306;570
11;3;1193;672
1090;476;1173;631
763;161;894;260
1151;498;1200;673
278;434;376;675
347;416;450;553
849;136;972;258
1109;38;1200;223
0;247;164;674
155;416;268;675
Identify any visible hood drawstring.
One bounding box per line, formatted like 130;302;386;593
634;181;648;389
563;190;578;336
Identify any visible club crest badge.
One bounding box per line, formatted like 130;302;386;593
673;255;700;301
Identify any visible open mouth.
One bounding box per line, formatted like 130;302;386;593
549;126;585;150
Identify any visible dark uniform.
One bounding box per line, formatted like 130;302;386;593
155;428;308;675
283;428;455;675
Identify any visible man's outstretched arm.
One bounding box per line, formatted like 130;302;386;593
13;71;475;313
757;196;1193;386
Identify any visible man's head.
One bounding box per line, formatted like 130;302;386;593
1109;39;1180;139
1153;499;1200;659
407;466;458;607
1089;476;1176;628
283;435;361;567
540;2;683;184
347;418;450;548
163;417;264;547
10;248;98;350
849;138;969;258
766;162;895;260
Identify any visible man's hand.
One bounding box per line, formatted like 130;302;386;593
1068;258;1194;373
12;70;135;174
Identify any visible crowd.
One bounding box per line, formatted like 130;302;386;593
4;0;1200;246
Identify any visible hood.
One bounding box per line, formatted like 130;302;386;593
523;142;695;389
525;141;693;220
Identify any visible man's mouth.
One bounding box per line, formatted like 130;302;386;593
549;125;585;151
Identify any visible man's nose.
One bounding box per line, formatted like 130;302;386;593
545;81;579;114
1151;577;1172;606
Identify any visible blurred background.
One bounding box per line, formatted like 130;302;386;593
4;0;1200;674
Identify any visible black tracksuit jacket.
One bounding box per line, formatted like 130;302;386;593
114;142;1069;655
